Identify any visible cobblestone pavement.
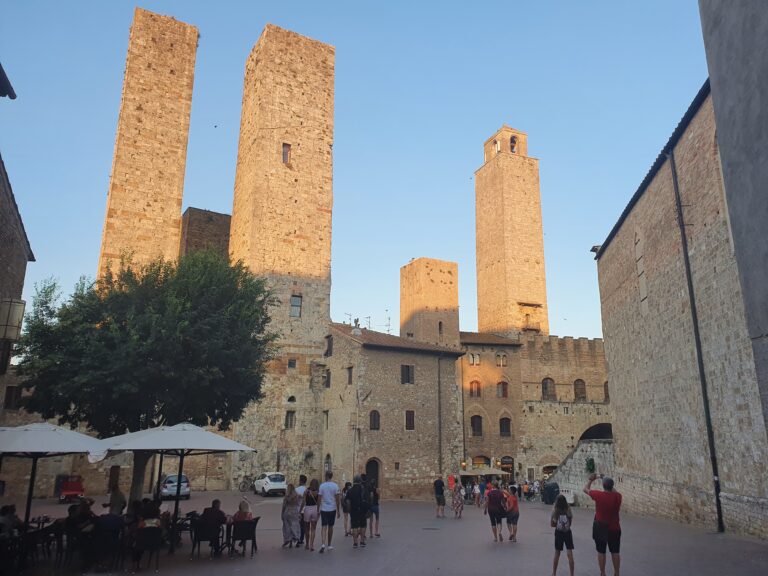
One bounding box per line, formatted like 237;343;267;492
14;490;768;575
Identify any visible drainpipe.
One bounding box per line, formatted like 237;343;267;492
668;149;725;533
437;355;443;476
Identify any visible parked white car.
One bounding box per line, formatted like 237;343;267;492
253;472;287;496
160;474;191;500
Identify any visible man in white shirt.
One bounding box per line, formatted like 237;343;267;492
317;470;341;553
295;474;307;545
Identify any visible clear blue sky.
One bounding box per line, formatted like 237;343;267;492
1;1;708;338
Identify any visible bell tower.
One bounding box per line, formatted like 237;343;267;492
475;126;549;336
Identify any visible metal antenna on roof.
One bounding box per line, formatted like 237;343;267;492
344;312;353;325
364;316;371;330
385;309;391;334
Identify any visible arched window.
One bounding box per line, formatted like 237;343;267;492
468;353;481;366
499;417;511;437
574;379;587;402
369;410;380;430
472;455;490;467
542;378;556;401
493;139;500;154
495;353;507;367
469;381;481;398
496;381;508;398
287;395;296;403
470;415;483;437
324;454;332;473
510;136;517;153
604;381;610;403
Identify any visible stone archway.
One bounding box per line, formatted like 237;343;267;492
579;423;613;440
365;458;381;487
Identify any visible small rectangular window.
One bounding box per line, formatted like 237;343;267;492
394;462;400;471
324;369;331;389
323;410;329;430
282;142;291;164
284;410;295;430
289;295;302;318
405;410;415;430
3;385;21;410
400;364;415;385
288;358;297;369
325;336;333;357
346;366;353;385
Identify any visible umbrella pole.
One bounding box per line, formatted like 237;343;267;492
23;455;39;529
155;452;164;500
168;451;185;554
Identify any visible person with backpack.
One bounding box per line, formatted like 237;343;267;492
345;474;369;549
550;494;575;576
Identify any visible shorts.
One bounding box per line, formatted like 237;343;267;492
436;494;446;506
488;510;505;527
369;504;380;518
555;530;574;551
593;521;621;554
303;505;318;524
350;512;366;529
320;510;336;526
506;511;520;525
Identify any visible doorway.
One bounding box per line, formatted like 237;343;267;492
365;458;381;487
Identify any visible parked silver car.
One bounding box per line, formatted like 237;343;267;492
253;472;287;496
160;474;191;499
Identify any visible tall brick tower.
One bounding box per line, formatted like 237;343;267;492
475;126;549;336
400;258;460;348
97;8;198;277
229;25;334;479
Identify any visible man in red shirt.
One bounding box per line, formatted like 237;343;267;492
583;473;622;576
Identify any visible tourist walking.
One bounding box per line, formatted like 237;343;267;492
550;494;575;576
483;480;507;542
479;479;486;504
473;481;481;507
584;474;622;576
282;484;302;548
295;474;307;545
433;475;446;517
505;485;520;541
345;474;369;548
452;481;464;519
368;479;381;538
341;481;352;536
302;478;320;551
318;470;341;553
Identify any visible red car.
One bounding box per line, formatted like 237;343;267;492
59;475;85;503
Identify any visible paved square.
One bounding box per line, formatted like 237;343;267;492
18;490;768;575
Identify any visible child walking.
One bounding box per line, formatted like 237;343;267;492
550;494;574;576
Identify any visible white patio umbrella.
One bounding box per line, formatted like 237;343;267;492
98;423;255;552
0;423;104;528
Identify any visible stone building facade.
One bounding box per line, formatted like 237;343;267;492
97;8;198;278
179;208;231;258
595;83;768;538
323;322;464;499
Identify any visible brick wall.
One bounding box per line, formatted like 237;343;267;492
97;8;198;277
597;93;768;538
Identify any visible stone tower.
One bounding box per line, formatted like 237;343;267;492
475;126;549;336
97;8;198;278
229;25;334;479
400;257;460;348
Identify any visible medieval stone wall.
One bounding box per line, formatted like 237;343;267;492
547;439;615;508
597;93;768;538
97;8;198;277
179;208;231;258
0;154;31;300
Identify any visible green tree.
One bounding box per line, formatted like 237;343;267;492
17;251;277;501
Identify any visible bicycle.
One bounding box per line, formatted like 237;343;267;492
238;474;255;493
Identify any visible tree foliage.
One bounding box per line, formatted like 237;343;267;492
18;251;277;438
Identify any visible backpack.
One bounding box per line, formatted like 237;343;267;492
556;513;571;532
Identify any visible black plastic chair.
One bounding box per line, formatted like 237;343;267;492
133;527;162;571
230;518;259;557
190;518;222;559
